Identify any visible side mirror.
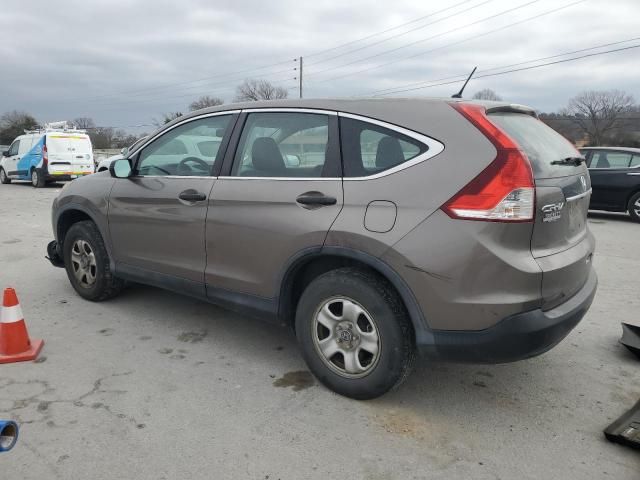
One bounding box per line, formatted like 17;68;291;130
2;151;9;157
109;158;132;178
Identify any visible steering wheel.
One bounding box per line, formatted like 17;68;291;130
177;157;211;176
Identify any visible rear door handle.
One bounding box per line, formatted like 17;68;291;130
296;191;337;206
178;190;207;202
627;172;640;176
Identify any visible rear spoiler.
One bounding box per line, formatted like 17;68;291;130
485;104;538;118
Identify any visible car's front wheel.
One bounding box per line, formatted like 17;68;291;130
295;268;415;400
63;220;124;301
0;168;10;184
628;192;640;223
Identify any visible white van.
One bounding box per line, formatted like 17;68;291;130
0;122;94;187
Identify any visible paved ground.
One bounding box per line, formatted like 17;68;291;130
0;181;638;480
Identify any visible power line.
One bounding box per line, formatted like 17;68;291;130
365;35;640;96
305;0;494;67
304;0;477;59
305;0;543;80
85;68;297;107
60;1;482;104
82;76;298;113
369;44;640;96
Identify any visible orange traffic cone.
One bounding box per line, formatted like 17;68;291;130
0;288;44;363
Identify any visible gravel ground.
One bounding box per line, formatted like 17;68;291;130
0;181;638;479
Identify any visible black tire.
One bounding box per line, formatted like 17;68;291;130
63;220;124;301
628;192;640;223
31;168;45;188
0;168;10;184
295;267;415;400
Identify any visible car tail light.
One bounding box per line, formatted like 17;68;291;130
442;102;535;222
42;144;48;167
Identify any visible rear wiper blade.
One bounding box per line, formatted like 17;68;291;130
551;156;585;166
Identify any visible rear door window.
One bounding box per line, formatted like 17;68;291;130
340;117;427;177
231;112;332;178
630;154;640;168
489;113;581;178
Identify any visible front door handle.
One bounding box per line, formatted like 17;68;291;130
178;190;206;202
296;191;337;206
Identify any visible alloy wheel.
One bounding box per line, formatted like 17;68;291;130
71;239;97;288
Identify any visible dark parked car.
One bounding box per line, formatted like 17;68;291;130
47;99;597;399
579;147;640;222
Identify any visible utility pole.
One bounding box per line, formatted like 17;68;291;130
299;56;303;99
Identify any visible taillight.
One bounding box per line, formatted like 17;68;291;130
441;102;535;222
42;144;48;167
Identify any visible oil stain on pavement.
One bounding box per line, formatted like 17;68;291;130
272;371;315;391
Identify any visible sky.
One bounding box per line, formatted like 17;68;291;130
0;0;638;132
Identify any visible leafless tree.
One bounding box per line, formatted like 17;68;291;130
188;95;224;111
0;110;38;144
73;117;95;129
472;88;502;101
88;127;115;149
153;112;183;127
234;78;289;102
562;90;636;145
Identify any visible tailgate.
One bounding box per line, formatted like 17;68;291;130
489;111;595;309
47;134;94;175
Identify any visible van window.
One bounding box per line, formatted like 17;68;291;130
47;134;92;154
340;117;427;177
7;140;20;156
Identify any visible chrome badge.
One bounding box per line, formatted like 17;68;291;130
542;202;564;222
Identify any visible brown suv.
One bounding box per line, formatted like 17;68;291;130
47;98;597;399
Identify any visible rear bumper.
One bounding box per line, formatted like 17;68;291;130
418;268;597;363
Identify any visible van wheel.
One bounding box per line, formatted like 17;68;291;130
0;168;10;184
295;268;415;400
63;220;124;301
31;168;45;188
628;192;640;223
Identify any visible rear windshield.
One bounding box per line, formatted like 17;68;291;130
489;113;581;179
47;134;92;154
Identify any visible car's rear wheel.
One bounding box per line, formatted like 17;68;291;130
0;168;10;184
63;220;124;301
295;267;415;400
31;168;45;188
628;192;640;223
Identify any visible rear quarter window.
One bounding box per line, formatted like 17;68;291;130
340;117;427;177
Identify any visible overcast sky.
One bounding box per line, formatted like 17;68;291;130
0;0;638;132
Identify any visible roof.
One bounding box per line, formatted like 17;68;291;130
151;97;528;140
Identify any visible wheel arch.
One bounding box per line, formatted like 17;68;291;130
626;188;640;208
55;205;114;269
278;246;429;344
